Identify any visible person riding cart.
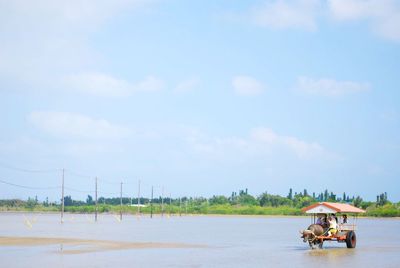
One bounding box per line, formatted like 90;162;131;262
300;202;365;249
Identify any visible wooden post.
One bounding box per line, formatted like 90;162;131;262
179;197;182;216
169;193;172;217
120;182;123;221
95;177;98;222
61;168;64;224
150;185;153;218
137;179;141;215
161;186;164;217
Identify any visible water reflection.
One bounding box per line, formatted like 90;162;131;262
0;213;399;268
307;247;356;258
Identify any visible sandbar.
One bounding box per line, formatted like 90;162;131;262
0;236;205;254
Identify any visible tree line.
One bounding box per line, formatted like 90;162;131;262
0;188;395;215
49;188;391;210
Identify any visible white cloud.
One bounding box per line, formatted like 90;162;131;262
328;0;400;42
28;111;130;140
241;0;400;42
0;0;151;91
0;0;145;32
67;73;164;97
187;127;326;160
232;75;265;96
250;127;324;159
134;75;165;92
174;78;200;93
251;0;321;31
295;76;370;96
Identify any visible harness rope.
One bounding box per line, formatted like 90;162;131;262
308;228;330;244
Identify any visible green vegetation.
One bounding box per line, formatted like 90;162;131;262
0;189;399;217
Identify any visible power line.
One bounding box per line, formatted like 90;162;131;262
0;161;156;197
63;187;120;196
64;186;94;194
97;190;121;196
97;178;122;185
0;178;60;190
0;161;60;173
64;169;92;179
64;169;129;185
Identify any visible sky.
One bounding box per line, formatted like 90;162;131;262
0;0;399;202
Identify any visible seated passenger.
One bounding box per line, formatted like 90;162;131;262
342;214;348;224
322;215;329;228
327;216;338;236
316;216;323;226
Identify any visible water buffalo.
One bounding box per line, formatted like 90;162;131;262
301;224;325;249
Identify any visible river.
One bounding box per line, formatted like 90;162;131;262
0;213;399;267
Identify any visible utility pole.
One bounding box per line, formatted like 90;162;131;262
137;179;141;215
95;177;98;222
169;193;172;217
120;182;123;221
179;197;182;216
61;168;64;224
161;186;164;217
150;185;154;218
185;200;188;215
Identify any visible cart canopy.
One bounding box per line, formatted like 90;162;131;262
302;202;365;214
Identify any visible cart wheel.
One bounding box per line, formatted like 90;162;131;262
346;231;356;248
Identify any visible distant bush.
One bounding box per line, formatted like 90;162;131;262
366;204;400;217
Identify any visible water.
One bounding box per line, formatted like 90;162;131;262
0;213;399;268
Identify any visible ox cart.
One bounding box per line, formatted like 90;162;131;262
300;202;365;249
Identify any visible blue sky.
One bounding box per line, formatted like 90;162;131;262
0;0;399;202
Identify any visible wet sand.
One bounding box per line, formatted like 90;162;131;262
0;236;204;254
1;214;399;267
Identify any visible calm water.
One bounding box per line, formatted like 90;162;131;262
0;213;399;268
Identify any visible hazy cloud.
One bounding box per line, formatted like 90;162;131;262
174;78;200;93
250;0;321;31
240;0;400;42
28;111;130;140
232;75;265;96
296;76;370;96
67;73;164;97
0;0;145;31
328;0;400;42
187;127;326;160
250;127;324;159
0;0;151;91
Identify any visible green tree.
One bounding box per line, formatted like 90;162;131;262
295;196;314;208
376;192;388;206
324;189;329;201
353;196;363;207
209;195;229;205
63;196;73;206
86;195;94;205
237;194;257;206
26;197;36;209
287;188;293;200
303;189;308;197
259;193;291;207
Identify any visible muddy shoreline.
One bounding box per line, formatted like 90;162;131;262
0;236;205;254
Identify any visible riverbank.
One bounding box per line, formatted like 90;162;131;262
1;203;399;217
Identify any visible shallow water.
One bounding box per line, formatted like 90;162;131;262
0;213;399;268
